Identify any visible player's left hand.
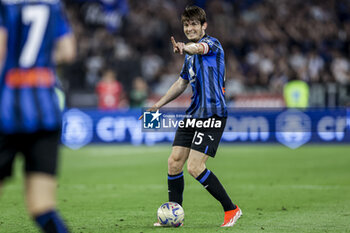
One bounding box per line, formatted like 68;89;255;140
139;105;159;120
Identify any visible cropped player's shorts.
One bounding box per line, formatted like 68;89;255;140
172;115;226;157
0;130;60;181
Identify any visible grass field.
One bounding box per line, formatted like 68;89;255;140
1;144;350;233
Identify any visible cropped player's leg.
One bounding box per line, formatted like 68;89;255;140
0;134;17;197
24;131;69;233
167;146;190;206
26;173;56;215
26;173;69;233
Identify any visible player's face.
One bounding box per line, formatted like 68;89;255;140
183;20;207;42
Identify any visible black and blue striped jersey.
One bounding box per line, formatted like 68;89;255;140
180;34;227;118
0;0;71;134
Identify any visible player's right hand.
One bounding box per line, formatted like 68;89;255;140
171;36;179;53
171;36;185;55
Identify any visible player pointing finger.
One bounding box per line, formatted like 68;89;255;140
171;36;179;53
171;36;185;55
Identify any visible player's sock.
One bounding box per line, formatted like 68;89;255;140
35;210;69;233
196;169;236;211
168;171;184;206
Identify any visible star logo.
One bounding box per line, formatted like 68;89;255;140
150;109;162;122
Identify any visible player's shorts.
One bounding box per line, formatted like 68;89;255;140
172;115;226;157
0;130;60;181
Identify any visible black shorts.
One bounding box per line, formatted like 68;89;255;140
0;130;60;181
172;115;226;157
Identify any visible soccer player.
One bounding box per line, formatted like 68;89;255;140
145;6;242;227
0;0;76;232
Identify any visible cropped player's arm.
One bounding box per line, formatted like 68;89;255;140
54;33;76;64
0;27;7;70
153;77;189;109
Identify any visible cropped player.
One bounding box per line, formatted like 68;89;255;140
143;6;242;227
0;0;76;232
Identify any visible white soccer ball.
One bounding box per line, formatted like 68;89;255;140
157;202;184;227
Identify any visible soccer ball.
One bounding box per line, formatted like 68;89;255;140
157;202;184;227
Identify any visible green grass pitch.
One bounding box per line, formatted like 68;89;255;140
1;144;350;233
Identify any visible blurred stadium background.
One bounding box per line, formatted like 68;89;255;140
58;0;350;149
61;0;350;109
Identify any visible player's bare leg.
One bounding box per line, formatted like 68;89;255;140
186;149;209;178
26;173;56;216
168;146;190;175
188;150;241;227
26;172;69;233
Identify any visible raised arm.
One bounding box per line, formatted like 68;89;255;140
171;36;208;55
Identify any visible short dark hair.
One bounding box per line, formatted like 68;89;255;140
181;6;207;25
